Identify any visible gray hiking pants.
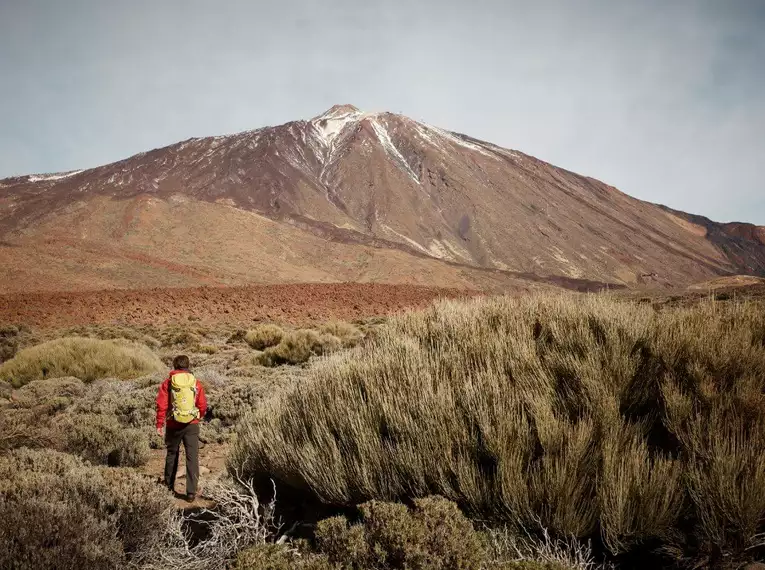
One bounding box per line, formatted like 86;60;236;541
164;422;200;495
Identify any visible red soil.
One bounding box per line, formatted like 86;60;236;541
0;283;476;330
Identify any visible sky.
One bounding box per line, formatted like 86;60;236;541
1;0;763;224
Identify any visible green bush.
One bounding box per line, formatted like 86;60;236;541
0;337;164;387
316;496;485;570
245;324;285;350
231;294;765;566
0;448;172;570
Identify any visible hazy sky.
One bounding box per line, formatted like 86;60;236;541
1;0;763;224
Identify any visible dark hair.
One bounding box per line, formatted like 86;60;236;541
173;355;190;370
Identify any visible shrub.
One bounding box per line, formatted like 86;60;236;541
69;379;156;428
319;321;364;347
231;294;765;566
258;330;341;366
0;448;172;570
9;376;85;409
483;526;605;570
160;328;203;347
0;379;12;400
0;409;55;452
227;329;248;344
210;380;269;425
235;544;335;570
316;496;485;570
134;475;285;570
55;413;150;467
245;324;285;350
0;337;164;387
0;325;22;363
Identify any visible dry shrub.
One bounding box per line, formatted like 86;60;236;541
484;526;609;570
0;336;164;387
159;327;204;347
316;496;484;570
0;379;11;400
55;412;150;467
69;379;157;428
319;321;364;347
9;376;85;409
0;409;54;452
258;329;341;367
0;448;172;570
235;544;334;570
0;325;23;363
245;324;285;350
135;475;285;570
231;294;765;566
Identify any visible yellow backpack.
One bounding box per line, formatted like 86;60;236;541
170;372;199;423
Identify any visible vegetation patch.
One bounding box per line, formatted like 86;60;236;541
0;448;172;570
0;336;164;387
245;324;285;350
231;294;765;567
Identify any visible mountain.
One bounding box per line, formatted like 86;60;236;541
1;104;764;293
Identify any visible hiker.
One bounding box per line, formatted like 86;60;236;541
155;355;207;502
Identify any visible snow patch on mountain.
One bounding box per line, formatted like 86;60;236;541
311;106;363;147
27;170;83;183
415;123;497;160
370;120;420;184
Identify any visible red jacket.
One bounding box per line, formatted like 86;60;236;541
155;369;208;430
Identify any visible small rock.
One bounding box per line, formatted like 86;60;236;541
200;466;211;476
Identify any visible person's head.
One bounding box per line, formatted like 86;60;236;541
173;355;190;371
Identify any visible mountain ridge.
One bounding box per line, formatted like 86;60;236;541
1;105;763;293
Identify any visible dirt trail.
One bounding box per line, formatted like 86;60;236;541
143;442;229;509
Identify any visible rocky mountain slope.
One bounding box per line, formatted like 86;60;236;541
1;104;763;293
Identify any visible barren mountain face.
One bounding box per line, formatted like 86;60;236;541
1;104;763;293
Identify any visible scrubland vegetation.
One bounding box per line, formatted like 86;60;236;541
0;336;164;387
0;448;172;570
1;294;764;569
232;294;765;568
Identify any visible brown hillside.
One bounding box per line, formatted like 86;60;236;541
1;104;763;292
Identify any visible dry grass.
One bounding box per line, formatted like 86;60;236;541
231;293;765;567
0;336;164;387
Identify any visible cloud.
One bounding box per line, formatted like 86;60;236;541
0;0;763;224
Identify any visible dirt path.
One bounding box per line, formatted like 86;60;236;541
143;442;230;509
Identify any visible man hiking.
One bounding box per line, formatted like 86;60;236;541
155;355;207;502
